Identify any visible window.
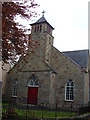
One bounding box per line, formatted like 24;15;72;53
34;26;37;32
40;25;42;32
37;25;39;32
47;25;51;34
12;80;18;97
65;79;74;101
34;25;42;33
28;74;39;87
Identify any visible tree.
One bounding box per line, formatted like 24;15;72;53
2;1;39;65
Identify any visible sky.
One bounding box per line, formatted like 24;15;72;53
15;0;89;52
35;0;89;52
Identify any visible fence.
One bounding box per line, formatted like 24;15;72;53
2;98;90;119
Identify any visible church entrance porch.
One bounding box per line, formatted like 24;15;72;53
27;86;38;104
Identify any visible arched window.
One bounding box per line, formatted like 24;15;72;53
47;25;51;34
34;26;37;32
40;25;42;32
34;25;42;33
28;74;39;87
37;25;39;32
65;79;74;101
12;80;18;97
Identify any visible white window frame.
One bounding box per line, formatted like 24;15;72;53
65;79;74;101
28;74;39;87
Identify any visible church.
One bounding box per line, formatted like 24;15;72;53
4;13;90;110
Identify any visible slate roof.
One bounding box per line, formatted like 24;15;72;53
31;15;54;30
63;50;89;68
35;15;47;24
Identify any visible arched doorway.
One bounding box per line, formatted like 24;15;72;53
27;74;39;104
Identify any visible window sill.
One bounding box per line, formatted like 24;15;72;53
64;100;74;102
12;96;17;98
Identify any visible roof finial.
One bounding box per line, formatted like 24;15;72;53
42;10;45;17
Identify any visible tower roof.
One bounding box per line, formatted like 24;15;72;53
31;14;54;30
35;15;47;24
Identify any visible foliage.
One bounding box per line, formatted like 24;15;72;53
2;1;39;65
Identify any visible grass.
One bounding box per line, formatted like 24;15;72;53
2;103;77;118
3;108;77;118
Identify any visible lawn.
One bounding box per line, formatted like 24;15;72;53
3;107;77;119
2;103;77;118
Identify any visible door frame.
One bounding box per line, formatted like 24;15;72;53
27;85;39;104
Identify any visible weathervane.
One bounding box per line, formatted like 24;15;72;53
42;10;45;16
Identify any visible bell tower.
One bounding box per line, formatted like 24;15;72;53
30;11;54;63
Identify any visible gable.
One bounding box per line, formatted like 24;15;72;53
50;46;82;73
19;52;51;72
8;56;26;74
10;47;51;73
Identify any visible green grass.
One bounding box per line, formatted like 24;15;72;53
3;108;77;118
2;103;77;118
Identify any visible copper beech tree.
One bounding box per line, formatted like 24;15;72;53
2;1;39;65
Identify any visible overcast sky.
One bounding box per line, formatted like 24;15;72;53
15;0;89;52
33;0;88;52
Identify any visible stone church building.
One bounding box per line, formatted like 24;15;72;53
4;14;90;109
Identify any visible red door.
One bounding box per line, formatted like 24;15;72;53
27;87;38;104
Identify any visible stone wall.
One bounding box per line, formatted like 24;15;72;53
2;63;11;95
5;71;51;106
50;46;87;108
83;71;89;104
5;45;89;109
